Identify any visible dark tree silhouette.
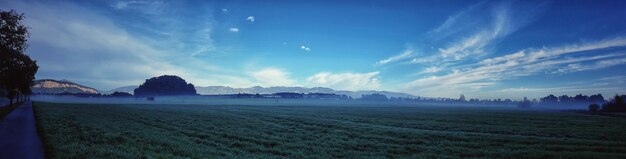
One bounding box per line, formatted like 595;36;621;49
589;94;605;104
573;94;589;103
588;104;600;112
558;95;572;103
109;91;133;97
540;94;558;103
517;97;532;108
601;95;626;112
134;75;197;97
0;10;38;106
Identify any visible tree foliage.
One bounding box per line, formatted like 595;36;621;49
517;97;532;108
601;95;626;112
134;75;197;97
0;9;38;105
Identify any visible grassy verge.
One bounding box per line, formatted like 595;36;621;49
0;102;21;120
33;101;626;158
32;102;52;159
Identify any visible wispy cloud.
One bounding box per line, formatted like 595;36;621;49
411;2;516;64
246;16;255;23
1;0;251;89
378;1;544;68
375;48;413;66
306;72;380;91
555;58;626;74
111;0;165;15
403;38;626;97
229;27;239;32
300;45;311;51
415;66;442;75
430;1;487;36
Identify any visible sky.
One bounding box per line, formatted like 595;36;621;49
1;0;626;99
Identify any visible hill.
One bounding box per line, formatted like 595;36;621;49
134;75;197;97
31;79;98;94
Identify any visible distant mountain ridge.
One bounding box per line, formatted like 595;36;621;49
32;79;416;99
32;79;98;94
104;85;416;98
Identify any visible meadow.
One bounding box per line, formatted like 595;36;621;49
33;101;626;159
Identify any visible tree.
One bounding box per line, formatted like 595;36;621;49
518;97;532;108
540;94;558;103
573;94;589;103
459;94;466;102
588;104;600;112
134;75;197;97
601;95;626;112
109;91;133;97
589;94;605;104
360;93;388;101
558;95;572;103
0;10;38;106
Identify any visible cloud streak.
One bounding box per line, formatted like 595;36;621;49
403;38;626;97
376;48;413;66
300;45;311;51
229;27;239;32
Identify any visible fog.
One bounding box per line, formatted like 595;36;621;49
31;95;523;108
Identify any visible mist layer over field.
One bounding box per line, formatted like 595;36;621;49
32;95;600;111
31;95;514;107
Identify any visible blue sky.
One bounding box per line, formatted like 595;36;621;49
2;0;626;99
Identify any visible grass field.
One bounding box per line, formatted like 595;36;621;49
33;101;626;159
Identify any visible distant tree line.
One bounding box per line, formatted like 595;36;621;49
539;94;607;105
0;10;38;107
365;94;518;106
535;93;626;112
210;92;352;100
589;95;626;112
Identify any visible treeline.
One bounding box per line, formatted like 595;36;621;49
532;93;626;112
364;93;518;105
539;94;607;105
0;10;38;107
589;95;626;112
206;92;352;100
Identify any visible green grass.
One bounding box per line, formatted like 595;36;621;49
33;101;626;159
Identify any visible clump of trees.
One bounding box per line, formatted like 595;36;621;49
134;75;197;97
596;95;626;112
360;93;388;101
0;10;38;106
540;94;605;105
588;104;600;112
109;91;133;97
517;97;533;108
